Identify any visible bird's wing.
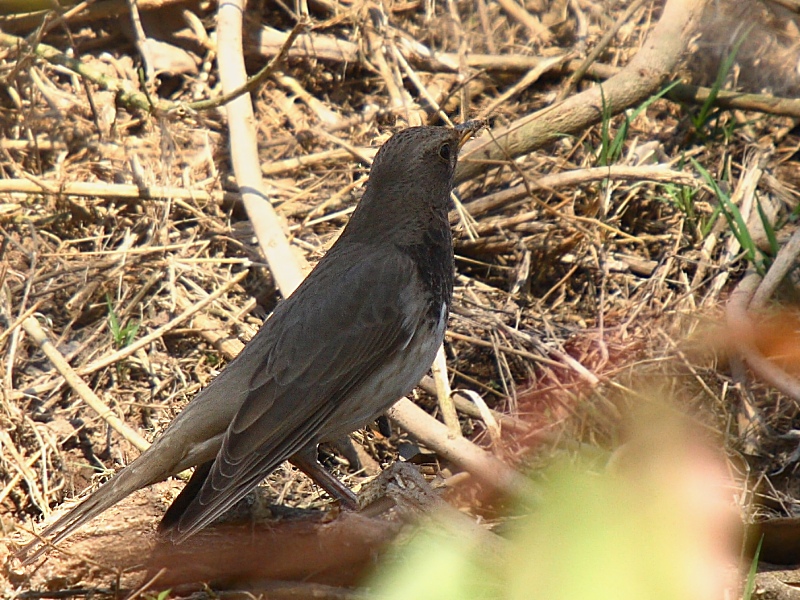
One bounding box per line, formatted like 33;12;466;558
167;243;427;540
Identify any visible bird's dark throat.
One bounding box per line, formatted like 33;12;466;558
398;219;454;320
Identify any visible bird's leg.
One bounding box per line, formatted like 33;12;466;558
290;449;359;509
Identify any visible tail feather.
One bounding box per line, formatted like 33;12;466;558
15;439;188;565
158;460;213;533
16;388;236;564
17;465;148;564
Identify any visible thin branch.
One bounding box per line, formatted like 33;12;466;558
456;0;709;183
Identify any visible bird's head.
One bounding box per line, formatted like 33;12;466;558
347;121;485;236
369;122;483;202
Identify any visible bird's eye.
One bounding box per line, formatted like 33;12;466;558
438;143;451;162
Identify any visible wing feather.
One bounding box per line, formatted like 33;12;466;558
167;243;428;540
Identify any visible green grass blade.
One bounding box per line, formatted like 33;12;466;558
756;196;779;258
742;535;762;600
694;26;752;131
691;158;759;269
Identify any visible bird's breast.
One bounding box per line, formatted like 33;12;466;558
319;303;448;442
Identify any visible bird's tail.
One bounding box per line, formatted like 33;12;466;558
15;447;173;565
157;459;213;533
16;397;231;565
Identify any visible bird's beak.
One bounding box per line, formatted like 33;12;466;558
455;119;487;151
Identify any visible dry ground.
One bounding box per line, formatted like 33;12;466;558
1;0;800;597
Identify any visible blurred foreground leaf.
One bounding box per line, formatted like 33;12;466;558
371;408;738;600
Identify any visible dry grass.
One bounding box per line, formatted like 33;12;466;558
1;0;800;597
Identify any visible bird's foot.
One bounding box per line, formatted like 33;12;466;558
357;461;443;517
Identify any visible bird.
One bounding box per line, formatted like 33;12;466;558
18;120;485;563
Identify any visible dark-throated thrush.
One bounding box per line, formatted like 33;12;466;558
18;120;484;563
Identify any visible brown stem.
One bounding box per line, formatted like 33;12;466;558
455;0;709;183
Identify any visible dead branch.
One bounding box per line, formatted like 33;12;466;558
386;400;534;501
727;272;800;402
455;0;709;183
751;226;800;310
217;0;306;295
459;165;699;219
20;316;150;452
0;179;241;204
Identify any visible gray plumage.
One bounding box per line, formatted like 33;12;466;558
18;122;483;563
